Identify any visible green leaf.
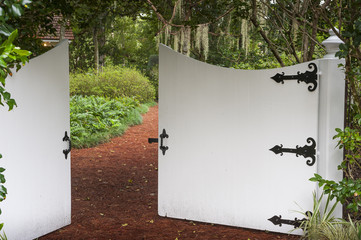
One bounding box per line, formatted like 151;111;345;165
0;58;7;68
0;175;5;184
13;48;31;56
6;98;16;111
2;186;7;194
20;0;32;6
0;25;11;37
6;29;18;45
10;4;22;17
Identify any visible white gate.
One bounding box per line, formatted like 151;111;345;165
158;44;345;234
0;41;71;239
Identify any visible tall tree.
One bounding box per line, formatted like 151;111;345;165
146;0;333;68
67;0;145;71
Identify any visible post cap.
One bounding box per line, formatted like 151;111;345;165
322;28;344;59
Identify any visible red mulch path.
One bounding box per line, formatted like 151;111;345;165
40;105;300;240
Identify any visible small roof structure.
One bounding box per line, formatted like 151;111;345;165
39;16;74;47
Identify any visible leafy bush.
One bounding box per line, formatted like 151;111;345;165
70;65;155;103
145;65;159;100
310;120;361;220
70;95;148;148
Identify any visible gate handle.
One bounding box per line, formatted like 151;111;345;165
159;129;169;155
148;138;158;144
63;131;71;159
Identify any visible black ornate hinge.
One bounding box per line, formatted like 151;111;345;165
268;212;312;228
159;129;169;156
271;63;318;92
270;137;316;166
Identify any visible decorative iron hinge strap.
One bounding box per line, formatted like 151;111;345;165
268;211;312;228
270;137;316;166
271;63;318;92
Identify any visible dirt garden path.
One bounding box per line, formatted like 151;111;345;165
40;105;299;240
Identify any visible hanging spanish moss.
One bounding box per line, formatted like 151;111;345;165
180;26;184;54
164;25;172;46
184;26;191;56
194;24;209;60
174;30;179;52
241;19;249;56
176;0;182;19
201;24;209;60
195;25;202;51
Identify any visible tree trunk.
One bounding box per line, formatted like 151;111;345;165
251;0;285;67
93;27;99;72
98;25;106;68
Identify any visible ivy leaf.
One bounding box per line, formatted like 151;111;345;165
6;98;16;111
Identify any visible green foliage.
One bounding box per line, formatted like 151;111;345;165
310;119;361;219
0;230;6;240
2;0;61;57
0;155;6;206
70;65;155;103
298;192;339;239
145;65;159;100
0;0;31;39
69;34;94;71
298;192;361;240
310;174;361;216
0;1;31;233
231;50;296;70
104;16;157;68
0;30;31;110
70;95;151;148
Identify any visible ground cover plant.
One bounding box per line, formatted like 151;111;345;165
70;95;155;149
298;192;361;240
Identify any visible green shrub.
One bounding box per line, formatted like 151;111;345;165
70;65;155;103
145;65;159;100
70;95;146;148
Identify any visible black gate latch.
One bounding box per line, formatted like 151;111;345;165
148;129;169;155
63;131;71;159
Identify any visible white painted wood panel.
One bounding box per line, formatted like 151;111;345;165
158;44;320;234
0;41;71;240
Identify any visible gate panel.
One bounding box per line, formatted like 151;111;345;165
0;41;70;239
158;44;318;234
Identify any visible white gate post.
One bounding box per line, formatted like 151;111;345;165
318;29;345;217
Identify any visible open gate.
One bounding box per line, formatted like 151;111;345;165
158;44;345;234
0;41;71;239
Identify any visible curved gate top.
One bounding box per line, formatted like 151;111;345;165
158;44;345;234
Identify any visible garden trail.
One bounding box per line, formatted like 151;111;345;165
40;105;298;240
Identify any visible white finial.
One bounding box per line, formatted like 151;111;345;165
322;28;344;59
